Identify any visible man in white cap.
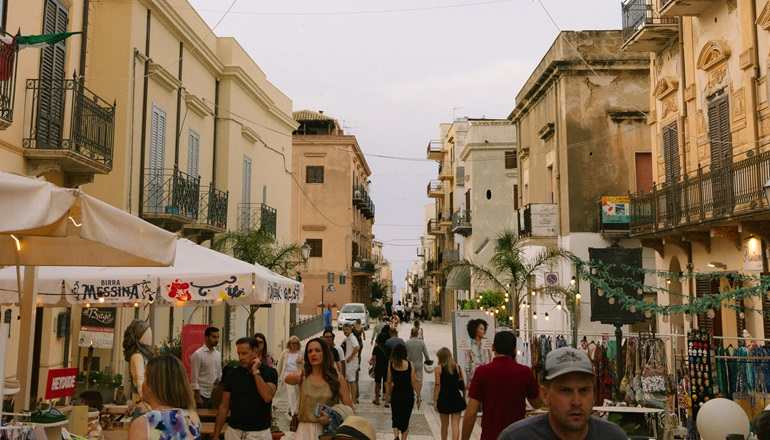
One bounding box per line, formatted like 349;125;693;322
498;347;626;440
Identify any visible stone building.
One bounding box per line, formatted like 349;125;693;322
292;110;375;315
622;0;770;342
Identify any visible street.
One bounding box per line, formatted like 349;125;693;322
273;319;482;439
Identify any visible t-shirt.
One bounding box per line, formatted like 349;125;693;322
344;333;360;367
222;363;278;431
353;329;364;361
498;414;627;440
331;345;341;363
323;309;332;329
468;356;539;440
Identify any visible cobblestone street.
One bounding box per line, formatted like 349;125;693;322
273;320;482;439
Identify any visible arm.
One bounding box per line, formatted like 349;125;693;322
284;371;302;386
252;368;277;403
410;362;421;404
422;341;431;362
128;417;148;440
129;353;146;400
277;351;286;379
386;362;394;398
461;398;481;440
211;391;230;439
433;366;442;404
190;352;201;403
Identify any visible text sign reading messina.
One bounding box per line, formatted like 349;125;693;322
45;368;78;399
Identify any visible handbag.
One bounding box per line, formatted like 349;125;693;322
641;340;667;394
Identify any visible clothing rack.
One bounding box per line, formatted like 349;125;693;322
713;355;770;360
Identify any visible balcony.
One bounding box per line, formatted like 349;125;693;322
23;77;116;185
142;168;201;230
452;209;472;237
621;0;678;53
353;185;375;220
183;185;229;239
438;163;453;181
629;151;770;236
442;250;460;264
660;0;715;16
352;258;375;276
428;219;442;236
238;202;278;239
427;140;443;161
438;210;452;226
599;196;630;238
517;203;559;238
0;38;18;129
427;180;443;198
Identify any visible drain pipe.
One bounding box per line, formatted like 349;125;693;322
750;0;761;155
677;18;688;174
137;9;151;217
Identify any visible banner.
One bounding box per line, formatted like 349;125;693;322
600;196;631;224
161;275;247;303
79;307;116;349
182;324;208;378
44;368;78;399
452;310;496;386
67;279;157;305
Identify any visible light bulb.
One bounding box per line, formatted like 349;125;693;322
85;302;91;308
608;297;615;305
556;302;562;311
597;289;604;297
98;297;105;303
544;312;550;321
533;312;538;320
133;302;139;308
739;312;745;319
575;293;582;300
666;279;671;285
509;316;514;321
570;276;576;286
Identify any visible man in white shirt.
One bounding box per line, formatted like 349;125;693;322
342;323;360;402
191;326;222;408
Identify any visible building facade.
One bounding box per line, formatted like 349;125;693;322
623;0;770;342
510;31;653;335
292;110;375;315
0;0;296;406
372;240;394;302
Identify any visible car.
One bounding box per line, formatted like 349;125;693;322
337;303;370;330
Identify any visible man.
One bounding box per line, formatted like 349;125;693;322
323;328;345;374
213;337;278;440
353;319;366;403
461;331;542;440
342;323;360;403
190;326;222;409
498;347;626;440
323;304;333;330
405;326;431;385
372;314;389;342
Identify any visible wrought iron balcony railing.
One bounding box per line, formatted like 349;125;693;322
238;203;278;238
621;0;677;51
143;168;201;222
0;36;18;129
24;76;116;171
452;209;472;237
442;250;460;264
630;151;770;235
427;180;443;198
427;140;443;161
352;258;375;274
197;186;229;231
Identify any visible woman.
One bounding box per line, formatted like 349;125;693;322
278;336;304;417
371;332;389;405
285;337;353;438
413;320;424;339
128;355;201;440
387;343;420;440
434;347;466;440
464;319;492;388
123;320;155;409
254;332;275;368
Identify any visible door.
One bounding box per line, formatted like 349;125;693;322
36;0;67;149
708;94;733;216
147;106;166;212
635;152;653;193
662;122;681;225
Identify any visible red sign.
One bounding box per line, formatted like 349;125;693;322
182;324;208;378
45;368;78;399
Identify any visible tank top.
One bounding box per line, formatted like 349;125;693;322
144;409;201;440
298;376;337;423
285;352;301;375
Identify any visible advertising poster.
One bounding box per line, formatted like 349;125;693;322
452;310;496;386
182;324;208;378
78;307;116;349
600;196;631;224
45;368;78;399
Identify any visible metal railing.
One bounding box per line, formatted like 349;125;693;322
353;258;375;274
353;184;375;219
427;140;442;157
621;0;677;42
452;209;472;235
428;219;442;235
143;168;201;220
24;76;115;168
290;313;324;340
238;203;278;238
427;180;443;195
442;250;460;263
197;186;228;230
629;150;770;234
0;36;18;128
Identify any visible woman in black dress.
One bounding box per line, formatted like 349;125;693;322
434;347;467;440
371;332;389;405
386;343;420;440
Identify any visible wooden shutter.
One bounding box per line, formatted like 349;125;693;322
696;277;723;336
505;151;517;169
147;106;166;211
465;190;471;214
308;239;323;257
36;0;68;149
187;130;199;177
763;291;770;338
708;94;733;216
662;122;680;183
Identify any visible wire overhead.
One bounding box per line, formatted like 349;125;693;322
196;0;515;17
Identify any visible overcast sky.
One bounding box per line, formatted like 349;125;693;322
189;0;623;295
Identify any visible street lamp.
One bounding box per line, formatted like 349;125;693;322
301;241;312;260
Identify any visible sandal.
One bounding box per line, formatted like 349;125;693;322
31;405;67;424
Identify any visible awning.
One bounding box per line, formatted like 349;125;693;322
445;265;471;290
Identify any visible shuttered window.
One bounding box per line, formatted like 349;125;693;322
662;122;680;183
762;291;770;338
696;277;722;336
307;239;323;257
505;151;517;169
306;166;324;183
36;0;68;149
187;130;200;177
150;106;166;169
708;94;733;215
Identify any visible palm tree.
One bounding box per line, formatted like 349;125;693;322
446;230;567;330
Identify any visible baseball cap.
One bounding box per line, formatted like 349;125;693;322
544;347;595;381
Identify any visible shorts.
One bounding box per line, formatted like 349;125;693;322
346;362;359;382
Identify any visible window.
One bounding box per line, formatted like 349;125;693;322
150;106;166;169
307;239;323;257
306;166;324;183
187;130;200;177
505;151;517;169
341;304;365;313
486;190;492;200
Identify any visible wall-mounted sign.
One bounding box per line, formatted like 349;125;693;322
601;196;631;225
44;368;78;399
79;307;116;349
530;203;559;237
545;272;559;287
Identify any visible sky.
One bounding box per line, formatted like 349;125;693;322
188;0;623;294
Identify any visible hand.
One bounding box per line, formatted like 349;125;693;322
318;414;331;426
251;358;262;376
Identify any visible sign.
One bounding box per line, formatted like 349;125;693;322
545;272;559;287
588;247;644;325
44;368;78;399
452;310;496;386
529;203;559;237
79;307;116;349
68;279;156;304
601;196;631;225
162;275;246;303
266;281;303;304
181;324;208;378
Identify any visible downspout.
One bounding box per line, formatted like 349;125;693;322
137;9;151;217
678;19;688;174
750;0;761;155
174;42;183;167
128;50;138;212
212;79;219;186
78;0;89;77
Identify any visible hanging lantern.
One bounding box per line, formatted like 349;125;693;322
629;305;637;314
707;309;716;319
608;297;615;305
597;288;604;297
739;311;745;320
644;310;652;318
575;293;582;301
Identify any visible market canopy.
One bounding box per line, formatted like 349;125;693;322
0;171;177;267
0;239;303;305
